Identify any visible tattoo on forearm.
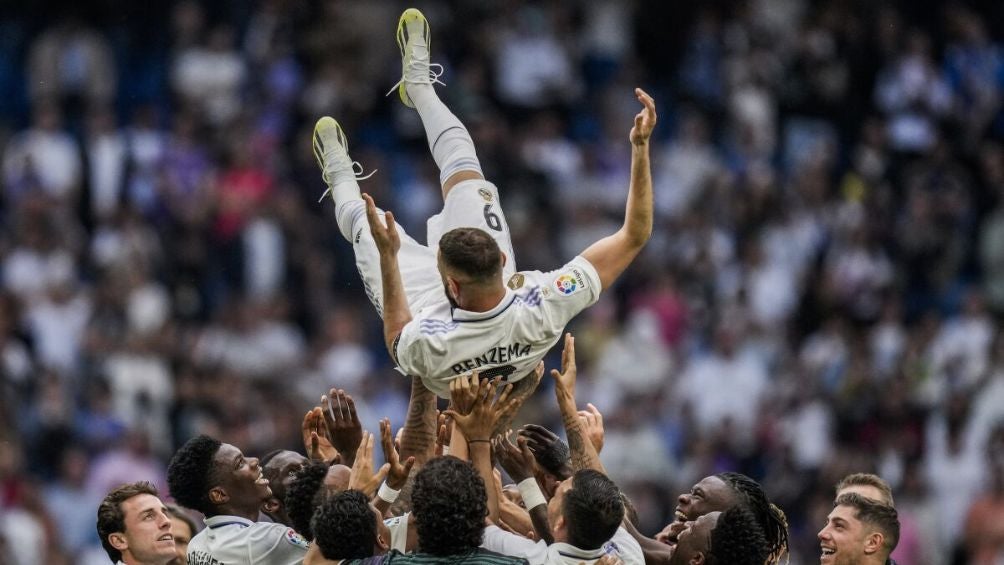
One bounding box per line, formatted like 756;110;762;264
400;377;437;462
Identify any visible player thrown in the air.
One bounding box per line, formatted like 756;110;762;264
312;8;656;398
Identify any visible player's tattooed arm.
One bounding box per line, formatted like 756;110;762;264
363;193;413;359
551;333;605;475
400;376;438;465
581;88;656;290
491;361;544;437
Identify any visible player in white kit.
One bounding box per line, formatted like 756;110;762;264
312;8;656;398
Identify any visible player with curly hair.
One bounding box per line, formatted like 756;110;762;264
667;506;770;565
166;435;309;564
284;460;329;541
311;489;390;561
345;456;527;564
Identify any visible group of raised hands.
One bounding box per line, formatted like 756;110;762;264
297;332;616;563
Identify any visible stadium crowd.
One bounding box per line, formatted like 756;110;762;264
1;0;1004;563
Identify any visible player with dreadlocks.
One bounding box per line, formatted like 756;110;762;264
626;471;789;564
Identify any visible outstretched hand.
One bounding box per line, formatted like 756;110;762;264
629;88;657;146
493;431;537;483
302;407;338;462
444;375;517;442
578;403;605;454
348;431;389;497
363;193;400;256
322;389;363;466
379;417;415;490
550;333;577;396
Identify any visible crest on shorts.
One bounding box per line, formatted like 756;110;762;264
507;273;525;290
285;528;311;549
478;188;493;202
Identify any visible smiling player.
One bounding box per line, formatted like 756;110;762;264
166;435;309;565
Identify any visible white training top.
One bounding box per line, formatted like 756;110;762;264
186;515;309;565
394;256;602;398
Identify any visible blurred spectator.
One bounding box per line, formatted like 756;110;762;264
26;16;116;109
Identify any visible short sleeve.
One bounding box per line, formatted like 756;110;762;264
480;525;548;564
394;321;430;378
249;524;309;563
533;255;602;329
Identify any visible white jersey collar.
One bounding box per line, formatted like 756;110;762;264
451;288;516;322
204;515;254;529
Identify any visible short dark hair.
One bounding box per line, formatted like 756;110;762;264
836;473;895;506
707;506;770;565
96;481;159;563
167;435;222;515
439;228;502;282
716;472;789;563
165;504;198;538
285;461;329;539
531;432;571;479
312;489;378;560
411;456;487;556
562;470;624;550
834;492;900;554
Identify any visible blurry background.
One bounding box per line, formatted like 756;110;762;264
1;0;1004;563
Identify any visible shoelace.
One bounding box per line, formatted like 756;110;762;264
386;62;446;98
317;161;377;203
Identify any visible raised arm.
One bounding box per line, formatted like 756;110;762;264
445;374;518;525
399;376;438;465
362;193;412;357
580;88;656;290
551;333;605;474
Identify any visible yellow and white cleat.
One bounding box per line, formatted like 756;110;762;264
390;8;444;108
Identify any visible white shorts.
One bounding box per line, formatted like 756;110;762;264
350;179;516;316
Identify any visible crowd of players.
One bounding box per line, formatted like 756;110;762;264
94;333;902;564
3;0;1004;564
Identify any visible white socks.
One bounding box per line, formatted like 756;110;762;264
407;83;483;185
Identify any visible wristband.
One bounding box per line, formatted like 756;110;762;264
377;482;400;504
517;477;547;509
441;445;449;456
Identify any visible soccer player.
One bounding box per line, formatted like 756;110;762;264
261;449;309;526
311;7;657;397
834;473;898;565
165;505;197;565
166;435;309;564
818;493;900;565
667;507;771;565
96;481;177;565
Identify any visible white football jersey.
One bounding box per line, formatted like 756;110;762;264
186;515;308;565
394;255;601;397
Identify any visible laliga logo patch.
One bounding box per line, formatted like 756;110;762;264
554;274;577;295
285;528;310;549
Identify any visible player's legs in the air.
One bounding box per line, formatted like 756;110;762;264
392;8;516;277
313;117;442;316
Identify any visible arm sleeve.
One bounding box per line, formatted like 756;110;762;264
250;524;309;563
480;525;548;565
394;320;430;378
606;527;646;565
534;255;603;331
